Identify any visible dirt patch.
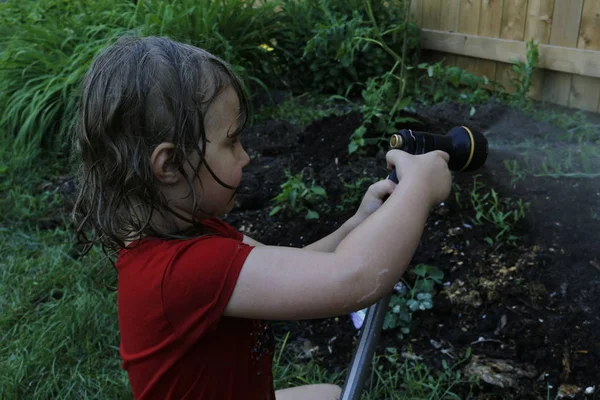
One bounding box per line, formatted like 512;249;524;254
225;99;600;399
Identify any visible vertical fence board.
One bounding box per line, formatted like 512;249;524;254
496;0;529;92
439;0;461;64
456;0;482;74
477;0;505;83
440;0;461;31
570;0;600;111
525;0;555;43
422;0;442;29
410;0;424;26
542;0;584;106
525;0;555;99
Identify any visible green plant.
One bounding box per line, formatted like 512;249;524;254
503;159;528;188
349;69;418;154
270;170;327;219
469;177;528;248
254;93;353;127
384;264;443;337
414;62;492;109
274;0;419;95
509;39;539;110
369;347;476;400
0;0;138;164
0;0;281;164
335;177;375;212
346;0;420;154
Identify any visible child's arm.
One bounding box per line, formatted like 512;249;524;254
242;180;396;251
302;179;396;252
224;150;451;321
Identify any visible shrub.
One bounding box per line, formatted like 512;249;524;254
0;0;280;163
274;0;420;95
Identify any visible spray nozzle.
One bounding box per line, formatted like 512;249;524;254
387;126;488;183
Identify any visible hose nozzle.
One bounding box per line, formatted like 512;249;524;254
390;126;488;172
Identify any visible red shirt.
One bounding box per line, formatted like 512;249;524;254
116;219;275;400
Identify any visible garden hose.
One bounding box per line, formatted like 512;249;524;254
340;126;488;400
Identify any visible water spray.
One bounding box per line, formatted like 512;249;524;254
340;126;489;400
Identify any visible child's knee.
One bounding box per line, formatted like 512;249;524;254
276;383;342;400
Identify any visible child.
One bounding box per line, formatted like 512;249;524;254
73;36;451;400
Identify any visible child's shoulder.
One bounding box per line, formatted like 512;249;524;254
117;218;247;271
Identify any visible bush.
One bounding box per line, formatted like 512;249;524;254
0;0;280;164
273;0;420;95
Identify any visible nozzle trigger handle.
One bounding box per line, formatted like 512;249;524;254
388;168;399;184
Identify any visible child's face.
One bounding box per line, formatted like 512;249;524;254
190;85;250;217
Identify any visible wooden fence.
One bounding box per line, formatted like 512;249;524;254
411;0;600;112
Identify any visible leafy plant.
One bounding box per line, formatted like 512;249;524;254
270;170;327;219
0;0;138;164
414;62;492;109
335;177;374;212
503;159;527;188
0;0;280;164
349;69;418;154
254;93;353;127
469;177;528;248
384;264;444;337
346;0;421;154
375;347;476;400
274;0;419;95
509;39;539;110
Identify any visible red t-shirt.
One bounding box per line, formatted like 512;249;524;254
116;219;275;400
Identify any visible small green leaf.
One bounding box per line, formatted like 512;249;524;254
305;210;319;219
269;206;281;216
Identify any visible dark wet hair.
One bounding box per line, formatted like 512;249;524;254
72;36;250;255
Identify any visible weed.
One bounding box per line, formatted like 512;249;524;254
521;145;600;179
413;62;492;108
0;0;280;164
346;0;420;154
270;169;327;219
336;177;375;213
254;94;354;127
365;347;477;399
469;177;528;248
384;264;444;337
503;159;528;188
275;0;419;95
508;39;539;110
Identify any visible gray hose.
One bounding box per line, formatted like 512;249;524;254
339;293;391;400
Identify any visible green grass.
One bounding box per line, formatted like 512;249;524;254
0;0;281;165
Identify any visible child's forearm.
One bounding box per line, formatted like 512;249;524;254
334;180;432;307
302;216;363;252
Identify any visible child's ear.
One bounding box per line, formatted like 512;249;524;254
151;142;179;184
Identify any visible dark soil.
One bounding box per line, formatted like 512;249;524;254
222;99;600;399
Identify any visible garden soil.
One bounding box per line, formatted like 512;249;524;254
223;99;600;399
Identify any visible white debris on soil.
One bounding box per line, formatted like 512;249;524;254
585;386;595;394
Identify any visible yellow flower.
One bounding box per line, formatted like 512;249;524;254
258;43;274;52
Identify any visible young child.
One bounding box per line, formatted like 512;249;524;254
73;36;451;400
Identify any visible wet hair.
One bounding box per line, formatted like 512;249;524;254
72;36;250;255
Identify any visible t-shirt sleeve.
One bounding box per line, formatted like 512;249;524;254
201;218;244;241
161;237;254;341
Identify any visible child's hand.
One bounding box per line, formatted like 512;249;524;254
353;179;397;223
386;149;451;206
